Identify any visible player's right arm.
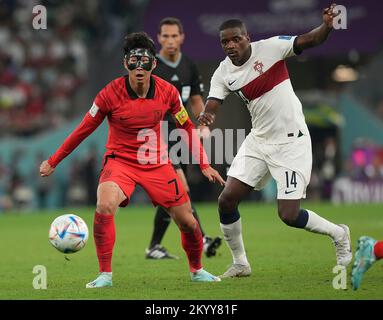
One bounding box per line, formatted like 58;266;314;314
198;65;229;126
40;91;110;177
262;3;340;61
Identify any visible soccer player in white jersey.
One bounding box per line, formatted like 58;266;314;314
198;3;352;278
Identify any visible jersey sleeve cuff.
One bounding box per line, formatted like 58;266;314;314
47;157;57;168
200;163;210;170
207;97;224;103
293;36;303;55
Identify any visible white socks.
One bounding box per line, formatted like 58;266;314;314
304;209;344;241
220;210;344;266
220;218;249;266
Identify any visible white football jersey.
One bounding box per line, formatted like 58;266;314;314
208;36;309;144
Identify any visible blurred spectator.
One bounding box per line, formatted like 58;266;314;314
9;168;34;210
0;156;13;212
332;139;383;204
349;138;383;181
320;137;337;199
33;152;52;209
66;157;87;207
307;168;321;201
82;145;99;206
349;47;383;121
0;0;107;137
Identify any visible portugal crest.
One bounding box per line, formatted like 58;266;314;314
254;60;264;75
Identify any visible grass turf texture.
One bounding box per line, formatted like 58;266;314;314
0;202;382;300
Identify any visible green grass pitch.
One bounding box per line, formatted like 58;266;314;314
0;202;382;300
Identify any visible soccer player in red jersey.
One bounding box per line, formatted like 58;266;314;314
145;17;222;260
39;32;224;288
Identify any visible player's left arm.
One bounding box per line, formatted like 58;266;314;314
40;111;105;177
294;3;340;52
169;88;225;186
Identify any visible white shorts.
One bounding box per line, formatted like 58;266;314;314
227;130;312;199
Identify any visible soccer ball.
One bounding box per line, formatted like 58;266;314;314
49;214;89;254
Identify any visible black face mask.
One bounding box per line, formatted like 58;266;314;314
126;48;154;71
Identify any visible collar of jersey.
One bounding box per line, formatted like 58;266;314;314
125;75;155;99
156;53;182;69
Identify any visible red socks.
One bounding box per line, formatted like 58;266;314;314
181;224;203;273
374;240;383;260
94;212;115;272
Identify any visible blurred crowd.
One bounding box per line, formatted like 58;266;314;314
0;147;100;211
347;139;383;181
0;0;95;136
308;136;338;201
350;49;383;122
0;0;145;137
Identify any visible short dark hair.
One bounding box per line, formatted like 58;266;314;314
158;17;184;34
123;32;156;57
219;19;247;34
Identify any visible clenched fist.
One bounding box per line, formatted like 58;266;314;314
40;160;55;177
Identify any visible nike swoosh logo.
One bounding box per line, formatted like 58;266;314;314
228;80;237;86
284;190;296;194
175;194;185;201
120;117;129;120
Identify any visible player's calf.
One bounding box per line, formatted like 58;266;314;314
218;192;240;216
277;201;305;228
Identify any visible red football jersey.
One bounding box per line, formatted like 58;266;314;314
48;75;209;169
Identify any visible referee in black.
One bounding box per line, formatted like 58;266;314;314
145;17;222;259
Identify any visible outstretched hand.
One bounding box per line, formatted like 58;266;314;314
40;160;55;177
202;166;225;186
323;3;341;28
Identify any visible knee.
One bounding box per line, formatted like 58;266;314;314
218;192;238;213
278;207;299;226
178;219;197;233
174;206;196;232
96;199;118;215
